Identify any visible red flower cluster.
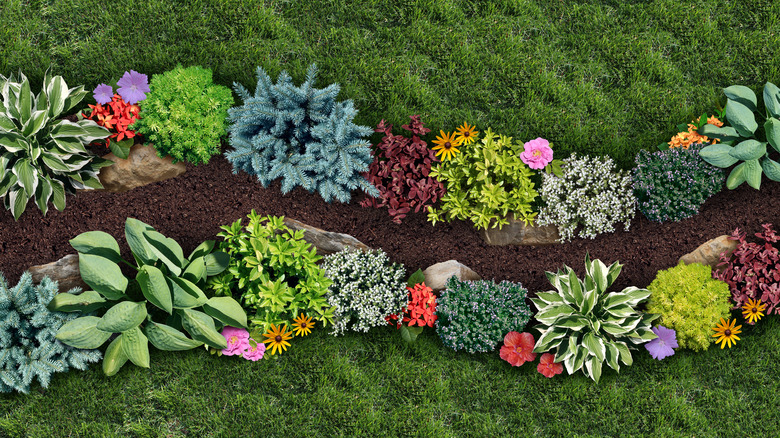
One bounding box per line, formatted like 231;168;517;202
83;93;141;147
499;332;563;378
387;282;437;328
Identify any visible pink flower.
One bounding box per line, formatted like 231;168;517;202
520;138;553;170
242;339;266;361
537;353;564;378
221;326;250;356
499;331;537;366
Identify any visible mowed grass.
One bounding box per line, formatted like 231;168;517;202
2;0;779;168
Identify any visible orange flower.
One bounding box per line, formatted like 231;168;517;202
707;116;723;127
667;115;722;149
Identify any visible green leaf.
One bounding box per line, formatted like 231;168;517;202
180;308;228;349
764;82;780;118
18;75;32;124
144;321;203;351
8;187;28;221
202;296;248;328
0;132;27;153
765;118;780;153
534;327;568;353
729;139;766;161
535;303;576;325
407;269;425;288
96;301;148;333
585;357;603;383
605;342;620;372
182;256;207;283
143;230;185;275
76;119;111;143
45;75;67;118
49;178;65;211
582;331;606;362
188;240;215;260
743;159;763;190
615;342;633;366
0;173;16;198
102;335;128;376
552;315;588;330
125;218;157;265
762;157;780;182
47;290;106;313
21;110;47;137
534;291;565;305
55;316;112;349
724;85;758;112
69;230;122;263
33;176;52;216
62;84;88;113
169;276;208;309
726;162;747;189
109;138;133;159
137;265;173;314
698;124;740;144
400;325;423;343
13;158;36;199
567;270;584;308
204;251;230;276
725;99;758;138
78;253;128;300
121;326;150;368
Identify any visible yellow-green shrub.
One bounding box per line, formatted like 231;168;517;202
646;263;732;351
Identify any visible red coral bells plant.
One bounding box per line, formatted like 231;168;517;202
714;224;780;314
499;332;537;367
387;280;437;343
361;116;446;223
82;93;141;158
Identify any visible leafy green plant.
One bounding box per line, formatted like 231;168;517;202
428;128;539;230
698;83;780;189
646;263;732;351
52;217;246;376
0;272;102;393
207;211;334;332
0;71;113;219
131;65;233;165
531;255;658;383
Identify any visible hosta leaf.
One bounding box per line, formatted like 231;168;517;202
78;253;127;300
743;159;762;190
180;308;227;349
12;158;36;199
605;304;636;319
49;177;65;211
552;315;588;330
125;218;157;265
182;256;207;283
55;316;112;349
535;303;576;324
169;276;208;309
628;327;657;343
69;230;122;263
554;333;579;363
698;124;740;144
121;326;150;368
51;136;87;154
724;85;758;111
96;301;147;333
762;157;780;182
75;119;110;143
726;162;747;189
582;331;606;362
102;335;128;377
144;321;203;351
18;75;32;124
533;326;568;353
202;296;248;328
615;341;633;366
21;109;47;137
565;345;589;376
40;152;70;172
765;83;780;118
204;251;230;276
605;260;622;289
581;288;597;315
534;291;565;306
137;265;173;314
585;356;603;383
729;139;766;161
8;187;29;221
0;173;16;198
63;84;88;113
47;290;106;313
567;270;584;308
46;75;67;118
725;99;758;138
766;118;780;153
49;120;86;138
188;240;215;260
0;132;27;153
605;342;620;372
143;230;185;275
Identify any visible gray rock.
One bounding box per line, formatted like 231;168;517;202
283;218;369;256
422;260;481;294
679;235;738;268
28;254;87;293
97;143;186;193
480;216;561;246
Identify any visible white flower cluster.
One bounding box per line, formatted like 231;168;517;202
320;249;407;336
536;153;636;242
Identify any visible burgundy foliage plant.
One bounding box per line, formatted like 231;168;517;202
714;223;780;314
361;116;446;223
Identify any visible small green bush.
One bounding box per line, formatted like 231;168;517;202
132;65;233;165
646;263;732;351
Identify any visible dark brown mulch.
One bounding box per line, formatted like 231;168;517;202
1;152;778;293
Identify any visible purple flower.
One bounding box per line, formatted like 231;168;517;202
520;137;553;170
220;326;250;356
116;70;150;104
644;325;678;360
93;84;114;105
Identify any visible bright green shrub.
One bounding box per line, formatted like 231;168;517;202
646;262;732;351
427;128;539;230
132;65;233;165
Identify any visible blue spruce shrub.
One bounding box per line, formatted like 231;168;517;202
633;143;725;222
436;277;533;354
0;272;101;393
226;64;379;203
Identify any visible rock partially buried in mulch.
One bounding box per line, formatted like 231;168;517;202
423;260;481;294
480;216;561;246
97;144;186;193
283;218;370;256
28;254;87;293
679;235;738;268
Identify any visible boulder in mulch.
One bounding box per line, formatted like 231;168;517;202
97;144;186;193
423;260;481;294
28;254;87;293
480;216;561;246
283;218;369;256
679;235;738;268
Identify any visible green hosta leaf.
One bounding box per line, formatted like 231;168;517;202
188;240;215;260
534;291;565;306
766;118;780;153
765;83;780;118
109;138;133;159
47;290;106;313
204;251;230;276
18;74;32;124
725;99;758;138
125;218;157;265
605;260;623;289
96;301;148;333
144;321;203;351
13;158;36;199
45;75;67;118
69;230;122;263
137;265;173;314
182;256;207;283
535;303;576;325
743;159;762;190
143;230;185;275
724;85;758;112
615;341;633;366
762;158;780;182
554;334;576;363
33;176;52;216
589;258;608;294
63;84;88;113
552;315;588;330
78;253;128;300
534;326;568;353
605;342;620;372
580;288;598;315
628;327;658;344
40;151;70;172
102;335;128;376
75;119;110;143
726;162;748;189
567;270;584;308
601;321;631;336
55;316;112;349
49;120;86;139
585;357;603;383
0;173;16;198
180;308;227;349
169;276;208;309
49;177;65;211
8;187;28;221
203;296;248;328
21;109;47;137
0;113;15;132
121;326;150;369
0;132;27;153
564;345;589;376
582;331;606;362
605;304;636;319
698;124;740;144
729;140;766;161
51;136;87;154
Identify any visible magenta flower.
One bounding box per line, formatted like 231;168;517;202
93;84;114;105
520;137;553;170
116;70;150;104
221;326;250;356
644;325;678;360
242;339;266;361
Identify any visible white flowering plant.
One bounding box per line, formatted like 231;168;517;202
320;249;407;336
536;153;636;242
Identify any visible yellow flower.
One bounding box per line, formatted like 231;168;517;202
454;122;478;145
292;314;314;337
742;298;766;324
431;130;462;161
262;324;293;355
712;318;742;349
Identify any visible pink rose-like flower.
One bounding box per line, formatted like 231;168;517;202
537;353;564;378
242;339;266;361
221;326;250;356
520;138;553;170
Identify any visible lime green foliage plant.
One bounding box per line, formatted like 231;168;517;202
52;218;246;376
208;211;335;332
132;65;233;165
646;263;732;351
427;128;538;230
699;83;780;189
0;71;113;219
532;255;658;383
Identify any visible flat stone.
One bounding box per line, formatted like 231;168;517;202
28;254;87;293
481;216;561;246
423;260;481;294
97;143;186;193
283;218;370;256
679;235;738;268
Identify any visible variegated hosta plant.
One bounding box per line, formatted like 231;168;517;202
0;71;113;220
531;255;659;383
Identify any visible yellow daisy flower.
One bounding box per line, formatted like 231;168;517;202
712;318;742;349
262;324;293;355
431;130;462;161
742;298;766;324
454;122;478;145
292;314;314;337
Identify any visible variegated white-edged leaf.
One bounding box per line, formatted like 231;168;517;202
12;158;37;199
606;260;622;288
581;287;598;315
545;270;563;294
63;85;88;113
584;356;603;383
0;173;17;197
582;331;606;362
77;174;103;190
0;113;15;132
18;75;32;125
33;176;52;215
627;327;657;344
554;333;579;363
46;75;67;118
21;109;47;137
534;326;569;353
0;132;28;152
8;186;28;220
40;152;70;172
51;136;88;154
605;342;620;372
552;315;589;330
75;119;110;143
590;258;608;293
601;321;630;336
567;269;584;308
605;304;636;319
48;176;65;211
0;153;11;180
534;291;565;306
50;120;86;138
622;287;652;307
614;341;632;366
534;303;576;325
564;345;589;375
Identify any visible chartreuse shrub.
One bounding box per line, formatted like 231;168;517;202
320;249;407;336
131;65;233;165
646;263;731;351
428;128;539;230
207;211;335;332
436;277;533;354
699;83;780;189
225;64;378;203
0;71;113;219
52;218;246;376
632;143;725;222
532;255;658;383
0;272;101;393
